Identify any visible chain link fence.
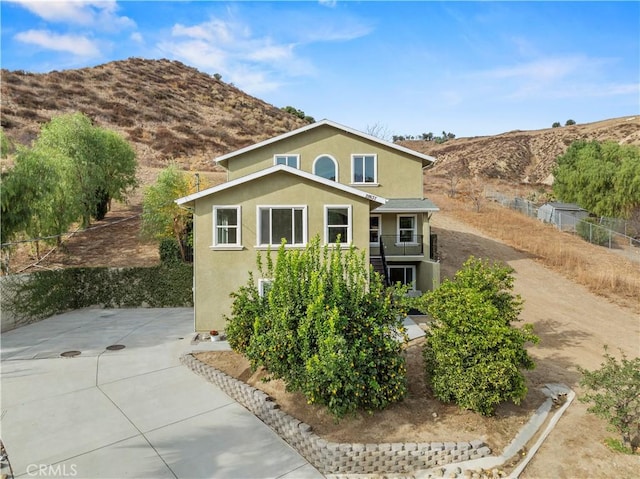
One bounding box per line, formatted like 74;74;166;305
485;189;640;263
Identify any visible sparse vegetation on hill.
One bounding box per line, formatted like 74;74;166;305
1;58;309;171
403;116;640;184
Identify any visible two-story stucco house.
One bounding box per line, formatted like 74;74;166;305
176;120;440;333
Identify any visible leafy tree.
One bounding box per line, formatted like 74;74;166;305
1;148;78;262
565;119;576;126
141;165;206;261
578;348;640;452
552;122;561;128
421;257;538;415
33;112;137;226
553;140;640;219
226;236;409;418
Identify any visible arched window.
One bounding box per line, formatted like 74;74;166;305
313;155;338;181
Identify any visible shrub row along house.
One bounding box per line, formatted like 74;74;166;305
177;120;441;333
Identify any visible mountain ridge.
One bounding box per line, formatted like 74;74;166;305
2;57;638;183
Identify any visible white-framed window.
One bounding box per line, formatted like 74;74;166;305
351;154;377;184
388;265;416;290
213;206;241;247
257;206;307;246
325;205;352;244
370;214;381;244
313;155;338;181
397;214;417;243
274;154;300;169
258;278;274;297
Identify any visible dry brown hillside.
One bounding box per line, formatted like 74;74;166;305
1;58;308;171
402;116;640;184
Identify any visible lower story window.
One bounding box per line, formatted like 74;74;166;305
326;205;352;244
388;265;416;290
258;206;306;246
214;206;241;246
258;278;274;297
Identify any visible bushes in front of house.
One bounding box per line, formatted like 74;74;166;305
225;236;409;419
419;257;539;416
3;264;193;322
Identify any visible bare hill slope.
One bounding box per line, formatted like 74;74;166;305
402;116;640;184
1;58;308;170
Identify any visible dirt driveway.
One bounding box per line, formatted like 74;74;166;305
432;213;640;478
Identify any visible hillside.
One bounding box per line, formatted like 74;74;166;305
1;58;308;171
401;116;640;184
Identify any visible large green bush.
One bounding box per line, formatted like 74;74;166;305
225;236;409;419
3;264;193;322
421;257;539;416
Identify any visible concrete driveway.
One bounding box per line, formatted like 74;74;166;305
0;308;323;479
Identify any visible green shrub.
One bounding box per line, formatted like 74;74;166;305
576;218;611;246
579;347;640;453
3;264;193;322
422;257;538;416
159;237;182;265
226;236;409;418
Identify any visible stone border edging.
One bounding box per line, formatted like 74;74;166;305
180;353;492;475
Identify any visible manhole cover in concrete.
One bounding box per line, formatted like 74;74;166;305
60;350;81;358
105;344;126;351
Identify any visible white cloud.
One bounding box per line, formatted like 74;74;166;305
9;0;135;31
130;32;143;43
14;29;100;57
319;0;338;7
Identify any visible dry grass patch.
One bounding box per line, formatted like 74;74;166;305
429;191;640;313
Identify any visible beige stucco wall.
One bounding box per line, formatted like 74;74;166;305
224;124;426;199
193;170;376;332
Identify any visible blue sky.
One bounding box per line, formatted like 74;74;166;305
2;1;638;138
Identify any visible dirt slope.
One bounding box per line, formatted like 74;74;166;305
1;58;309;171
402;116;640;184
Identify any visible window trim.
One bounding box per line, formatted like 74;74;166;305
351;153;378;185
312;154;338;181
397;214;418;244
369;214;382;245
273;154;300;169
387;265;417;290
324;205;352;245
212;205;242;249
256;205;308;247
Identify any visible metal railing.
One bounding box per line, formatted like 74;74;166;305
371;235;424;256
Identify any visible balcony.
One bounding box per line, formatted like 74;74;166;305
370;235;423;257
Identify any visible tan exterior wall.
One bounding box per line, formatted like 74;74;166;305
225;125;425;199
193;171;374;332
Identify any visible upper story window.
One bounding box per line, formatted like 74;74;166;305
351;154;377;184
213;206;241;248
397;214;417;243
325;205;352;244
274;154;300;168
313;155;338;181
258;206;306;246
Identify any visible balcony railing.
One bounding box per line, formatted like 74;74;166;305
370;235;423;256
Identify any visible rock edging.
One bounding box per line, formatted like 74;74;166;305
180;353;492;475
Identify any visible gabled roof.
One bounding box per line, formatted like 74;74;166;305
215;119;437;168
373;198;439;213
175;164;388;206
